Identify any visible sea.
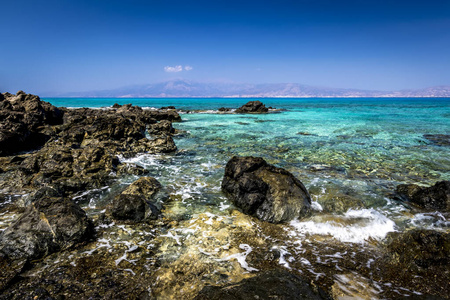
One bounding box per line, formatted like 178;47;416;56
5;97;450;298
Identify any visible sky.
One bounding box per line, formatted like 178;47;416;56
0;0;449;95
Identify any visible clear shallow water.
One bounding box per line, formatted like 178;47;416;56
33;97;450;298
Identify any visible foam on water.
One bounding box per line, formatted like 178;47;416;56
289;208;397;243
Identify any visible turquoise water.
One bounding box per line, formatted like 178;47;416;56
38;97;450;298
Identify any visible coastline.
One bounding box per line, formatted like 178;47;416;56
0;91;449;299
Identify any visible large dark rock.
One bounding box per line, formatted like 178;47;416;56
386;229;450;268
0;197;93;260
194;269;330;300
222;156;311;223
148;120;175;135
108;177;163;222
235;101;269;113
0;91;64;156
396;181;450;211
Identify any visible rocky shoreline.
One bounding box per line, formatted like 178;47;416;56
0;92;449;299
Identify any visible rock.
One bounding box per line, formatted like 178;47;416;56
194;269;330;300
148;120;175;135
235;101;269;113
0;93;181;200
386;229;450;268
0;256;28;292
218;107;231;112
396;181;450;211
161;106;176;110
108;177;163;222
0;197;93;260
423;134;450;146
221;156;311;223
0;91;64;156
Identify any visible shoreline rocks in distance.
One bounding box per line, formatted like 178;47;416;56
396;180;450;211
221;156;311;223
235;100;269;113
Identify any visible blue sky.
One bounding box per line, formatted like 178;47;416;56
1;0;449;94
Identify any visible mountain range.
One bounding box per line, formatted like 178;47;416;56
49;80;450;98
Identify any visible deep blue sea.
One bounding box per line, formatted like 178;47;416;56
35;97;449;297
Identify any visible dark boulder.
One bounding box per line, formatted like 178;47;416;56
221;156;311;223
0;91;64;156
108;177;163;222
194;269;330;300
235;101;269;113
160;106;176;110
396;181;450;211
218;107;231;112
0;197;93;260
386;229;450;268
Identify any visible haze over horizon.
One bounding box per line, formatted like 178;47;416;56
1;0;449;95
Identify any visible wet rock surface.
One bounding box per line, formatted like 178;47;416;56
194;269;331;300
235;100;269;113
221;156;311;223
0;197;93;260
108;177;163;222
396;181;450;211
386;229;450;269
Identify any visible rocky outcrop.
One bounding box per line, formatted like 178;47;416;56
235;101;268;113
0;92;180;199
0;91;64;156
386;229;450;268
108;177;163;222
221;156;311;223
194;269;330;300
0;197;93;260
396;181;450;211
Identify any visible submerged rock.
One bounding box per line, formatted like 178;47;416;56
221;156;311;223
194;269;330;300
386;229;450;268
423;134;450;146
108;177;163;222
235;101;269;113
396;181;450;211
0;197;93;260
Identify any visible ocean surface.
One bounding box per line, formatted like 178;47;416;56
21;97;450;297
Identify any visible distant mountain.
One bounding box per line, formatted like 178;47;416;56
50;80;450;98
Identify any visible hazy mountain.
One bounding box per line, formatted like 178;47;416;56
49;80;450;98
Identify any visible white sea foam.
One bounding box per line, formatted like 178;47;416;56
289;208;396;243
220;244;258;272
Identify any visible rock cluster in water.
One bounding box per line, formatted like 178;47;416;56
0;91;181;287
221;156;311;223
0;92;180;201
235;100;269;113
